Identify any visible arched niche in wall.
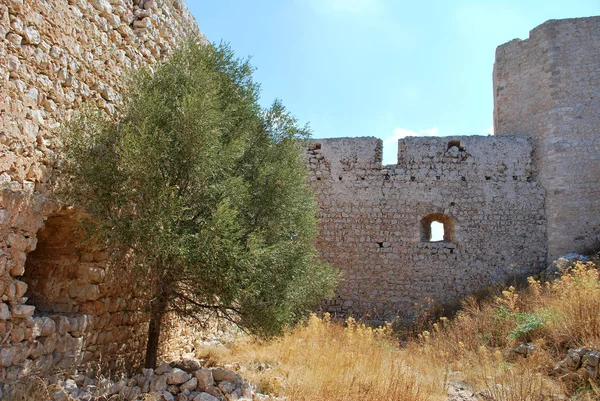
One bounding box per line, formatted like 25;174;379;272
420;213;456;243
22;209;104;314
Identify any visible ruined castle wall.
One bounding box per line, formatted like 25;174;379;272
494;17;600;260
0;0;202;382
308;136;546;320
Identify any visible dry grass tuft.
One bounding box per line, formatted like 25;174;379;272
194;314;447;401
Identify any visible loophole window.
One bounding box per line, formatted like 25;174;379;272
421;213;455;242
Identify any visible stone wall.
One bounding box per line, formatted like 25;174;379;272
494;16;600;260
0;0;203;382
307;136;547;320
309;16;600;319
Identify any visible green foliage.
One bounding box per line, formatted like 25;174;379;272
60;38;339;338
494;306;550;341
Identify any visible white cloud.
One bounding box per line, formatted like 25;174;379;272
309;0;384;17
485;124;494;135
420;127;439;136
383;126;440;144
383;128;417;144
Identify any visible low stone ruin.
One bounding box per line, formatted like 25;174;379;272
2;358;283;401
554;347;599;392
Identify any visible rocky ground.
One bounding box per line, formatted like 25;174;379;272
446;382;478;401
1;355;283;401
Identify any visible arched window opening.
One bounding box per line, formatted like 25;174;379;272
421;213;455;243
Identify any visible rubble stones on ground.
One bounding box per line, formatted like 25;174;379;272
1;360;282;401
167;368;192;385
446;381;478;401
180;377;198;391
156;361;173;375
174;353;205;371
195;368;215;390
212;368;242;384
554;347;600;391
150;374;168;392
509;342;535;359
194;393;220;401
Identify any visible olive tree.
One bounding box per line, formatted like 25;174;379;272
60;38;338;368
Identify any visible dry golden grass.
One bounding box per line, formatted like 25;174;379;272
179;259;600;401
544;263;600;349
194;314;448;401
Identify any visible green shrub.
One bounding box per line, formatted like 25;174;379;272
60;38;339;367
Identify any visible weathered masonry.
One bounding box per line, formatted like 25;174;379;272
494;17;600;261
308;136;546;320
0;0;203;382
308;16;600;320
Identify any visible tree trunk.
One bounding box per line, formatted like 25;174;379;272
145;280;169;369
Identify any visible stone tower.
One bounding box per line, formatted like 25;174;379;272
494;16;600;260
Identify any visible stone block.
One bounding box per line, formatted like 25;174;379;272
155;362;172;375
193;393;220;401
150;374;168;392
167;368;191;385
68;282;100;301
0;346;16;367
211;368;241;384
13;281;27;298
23;26;40;45
50;315;70;335
194;368;214;390
77;264;106;283
11;304;34;319
0;303;10;320
180;377;198;392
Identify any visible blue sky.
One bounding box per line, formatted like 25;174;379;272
187;1;599;165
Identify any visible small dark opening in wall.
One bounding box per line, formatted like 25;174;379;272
513;176;518;181
316;177;321;180
447;140;465;151
376;241;384;248
450;202;455;206
361;177;365;180
436;176;440;180
410;176;416;182
461;176;466;181
485;176;491;180
420;213;455;243
338;176;342;181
